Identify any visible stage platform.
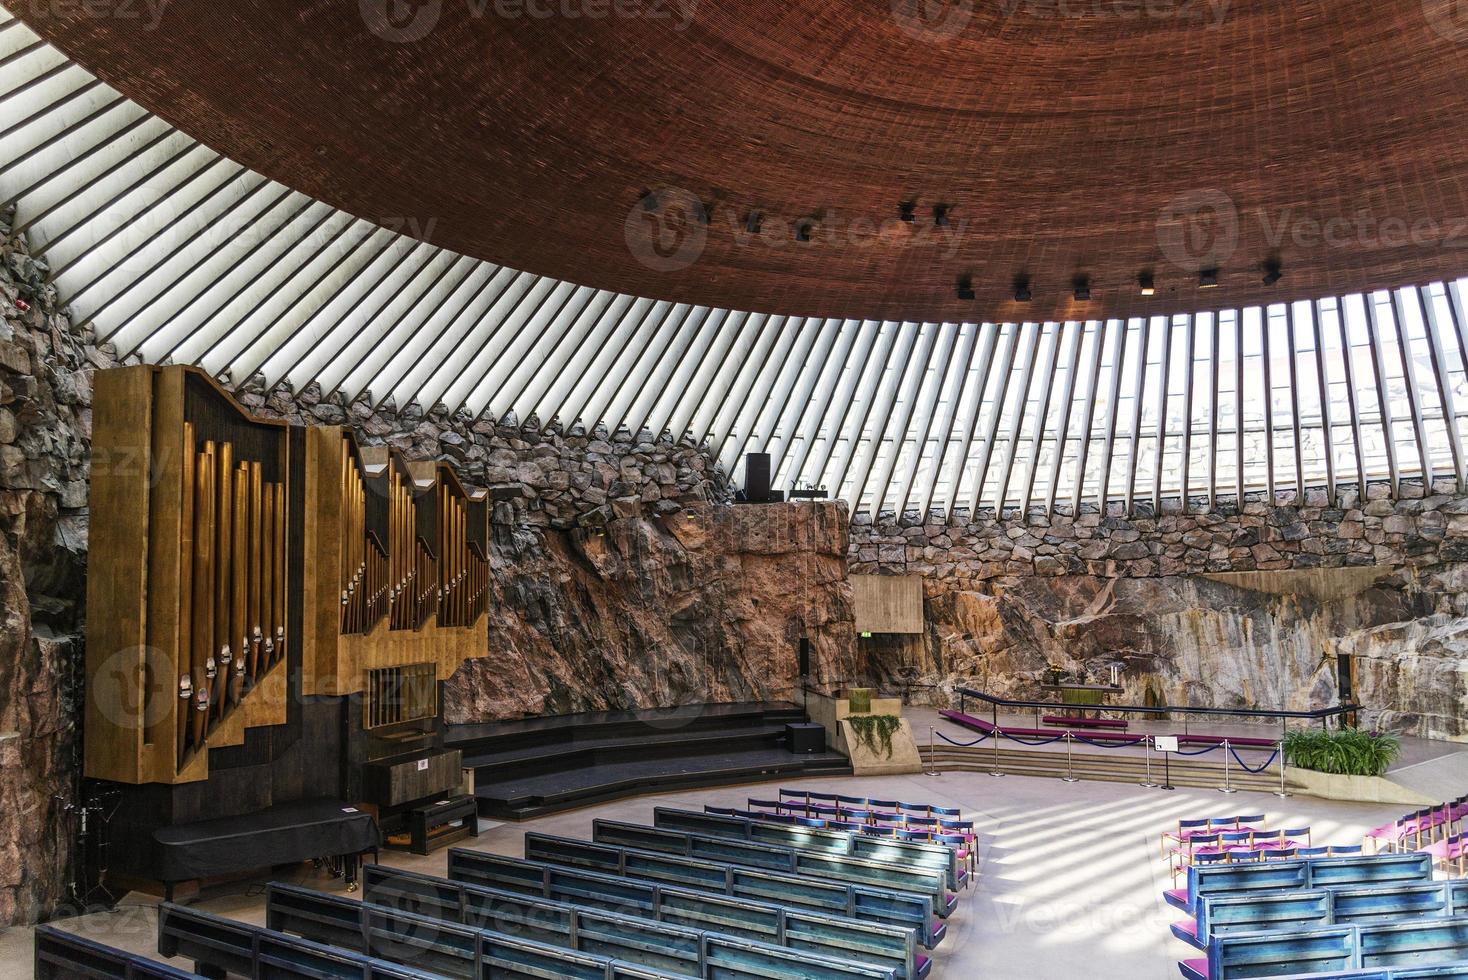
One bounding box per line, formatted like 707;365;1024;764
447;702;851;819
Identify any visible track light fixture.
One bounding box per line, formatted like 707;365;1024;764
745;211;762;233
957;276;975;300
1013;276;1032;302
1073;276;1091;302
899;201;916;222
934;204;951;227
1139;272;1156;296
640;190;659;212
1262;258;1282;286
795;218;815;242
1199;268;1220;288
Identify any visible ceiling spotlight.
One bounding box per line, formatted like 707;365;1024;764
1073;276;1091;302
957;276;975;301
899;201;916;222
1199;268;1220;288
934;204;951;227
795;218;815;242
640;190;659;212
1139;272;1156;296
1262;258;1282;286
745;211;762;233
1013;276;1032;303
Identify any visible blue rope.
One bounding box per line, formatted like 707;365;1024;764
934;730;992;748
1175;744;1222;757
998;731;1069;747
1230;747;1281;773
1072;733;1147;749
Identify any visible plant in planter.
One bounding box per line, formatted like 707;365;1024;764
1283;727;1402;778
848;713;902;759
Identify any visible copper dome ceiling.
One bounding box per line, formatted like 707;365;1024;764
11;0;1468;321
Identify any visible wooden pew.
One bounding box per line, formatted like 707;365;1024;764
1168;853;1436;914
154;903;438;980
1179;916;1468;980
266;880;899;980
35;925;202;980
516;834;945;947
653;806;967;891
593;819;954;916
367;861;929;980
1175;881;1468;950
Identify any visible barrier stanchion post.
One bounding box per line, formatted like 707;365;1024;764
1140;735;1158;788
925;727;940;777
1273;739;1291;799
989;728;1005;778
1220;739;1238;794
1062;732;1080;783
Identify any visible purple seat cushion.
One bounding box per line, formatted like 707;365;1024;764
1179;957;1209;980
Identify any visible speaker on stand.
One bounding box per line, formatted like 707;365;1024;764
797;637;811;721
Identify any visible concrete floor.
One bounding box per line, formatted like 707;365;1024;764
1;769;1430;980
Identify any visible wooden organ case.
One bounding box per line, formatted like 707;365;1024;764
85;366;493;889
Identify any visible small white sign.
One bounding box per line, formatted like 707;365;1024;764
341;807;359;813
417;758;430;771
1154;736;1180;753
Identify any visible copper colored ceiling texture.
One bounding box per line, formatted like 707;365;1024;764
13;0;1468;322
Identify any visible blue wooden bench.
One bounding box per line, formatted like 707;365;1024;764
368;860;930;980
155;903;438;980
593;818;955;915
516;833;946;947
1174;882;1468;950
35;925;202;980
1178;916;1468;979
1168;853;1436;914
267;880;899;980
653;806;968;891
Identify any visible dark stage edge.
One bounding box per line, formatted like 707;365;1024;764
448;702;851;820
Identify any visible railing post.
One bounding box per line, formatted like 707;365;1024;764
989;728;1005;778
924;727;940;777
1219;739;1237;794
1062;732;1079;783
1273;739;1291;799
1140;735;1157;788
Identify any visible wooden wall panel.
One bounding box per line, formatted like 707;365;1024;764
852;574;925;635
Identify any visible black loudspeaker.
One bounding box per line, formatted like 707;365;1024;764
786;722;826;755
745;453;772;502
798;637;811;678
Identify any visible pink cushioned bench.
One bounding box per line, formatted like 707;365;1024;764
1042;715;1128;730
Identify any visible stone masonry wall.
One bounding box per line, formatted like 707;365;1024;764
851;485;1468;740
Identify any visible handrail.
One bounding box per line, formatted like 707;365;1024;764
954;686;1359;724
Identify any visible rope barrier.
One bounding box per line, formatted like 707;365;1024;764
1230;747;1281;773
1072;733;1148;750
997;731;1070;747
1174;744;1223;757
934;730;993;748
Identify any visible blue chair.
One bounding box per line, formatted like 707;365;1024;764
930;806;961;818
899;802;930;818
862;826;896;838
748;799;781;812
706;806;737;816
1330;844;1364;856
1282;826;1312;847
1261;848;1298;862
794;817;826;829
810;792;840;804
897;829;930;842
1235;814;1267;831
1298;846;1331;858
1164;818;1213;856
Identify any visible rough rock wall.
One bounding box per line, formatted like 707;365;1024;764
851;488;1468;739
0;211;121;924
444;500;856;721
